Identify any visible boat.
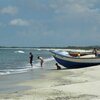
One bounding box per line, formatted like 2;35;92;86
50;50;100;68
68;51;92;57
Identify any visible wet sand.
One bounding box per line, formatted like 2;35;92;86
0;65;100;100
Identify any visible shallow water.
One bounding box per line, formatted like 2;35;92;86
0;48;54;75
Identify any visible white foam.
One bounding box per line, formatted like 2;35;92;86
66;49;92;53
0;68;29;75
44;57;54;62
14;50;25;53
0;57;54;75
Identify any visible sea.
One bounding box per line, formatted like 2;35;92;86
0;48;54;76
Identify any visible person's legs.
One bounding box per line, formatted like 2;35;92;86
30;61;33;67
41;60;43;67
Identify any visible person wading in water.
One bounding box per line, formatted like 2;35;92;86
37;56;44;67
29;52;33;67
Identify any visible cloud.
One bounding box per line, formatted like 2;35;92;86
10;19;31;26
49;0;100;18
0;6;18;15
47;0;100;32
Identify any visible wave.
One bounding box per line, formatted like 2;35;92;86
14;50;25;53
0;66;37;75
0;69;28;75
0;57;54;75
44;57;54;62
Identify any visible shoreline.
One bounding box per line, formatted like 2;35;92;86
0;65;100;99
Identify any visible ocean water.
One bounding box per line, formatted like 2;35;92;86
0;48;54;75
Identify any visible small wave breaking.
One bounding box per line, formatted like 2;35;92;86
0;57;54;75
14;50;25;53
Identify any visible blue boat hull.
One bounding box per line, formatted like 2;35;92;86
54;56;100;68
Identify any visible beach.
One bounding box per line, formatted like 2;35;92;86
0;62;100;100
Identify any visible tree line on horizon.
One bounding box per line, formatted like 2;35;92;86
0;45;100;50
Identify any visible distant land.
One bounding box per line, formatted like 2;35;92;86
0;46;100;50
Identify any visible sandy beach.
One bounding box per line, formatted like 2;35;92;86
0;64;100;100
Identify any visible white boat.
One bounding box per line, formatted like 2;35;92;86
50;50;100;68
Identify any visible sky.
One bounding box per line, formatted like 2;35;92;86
0;0;100;47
